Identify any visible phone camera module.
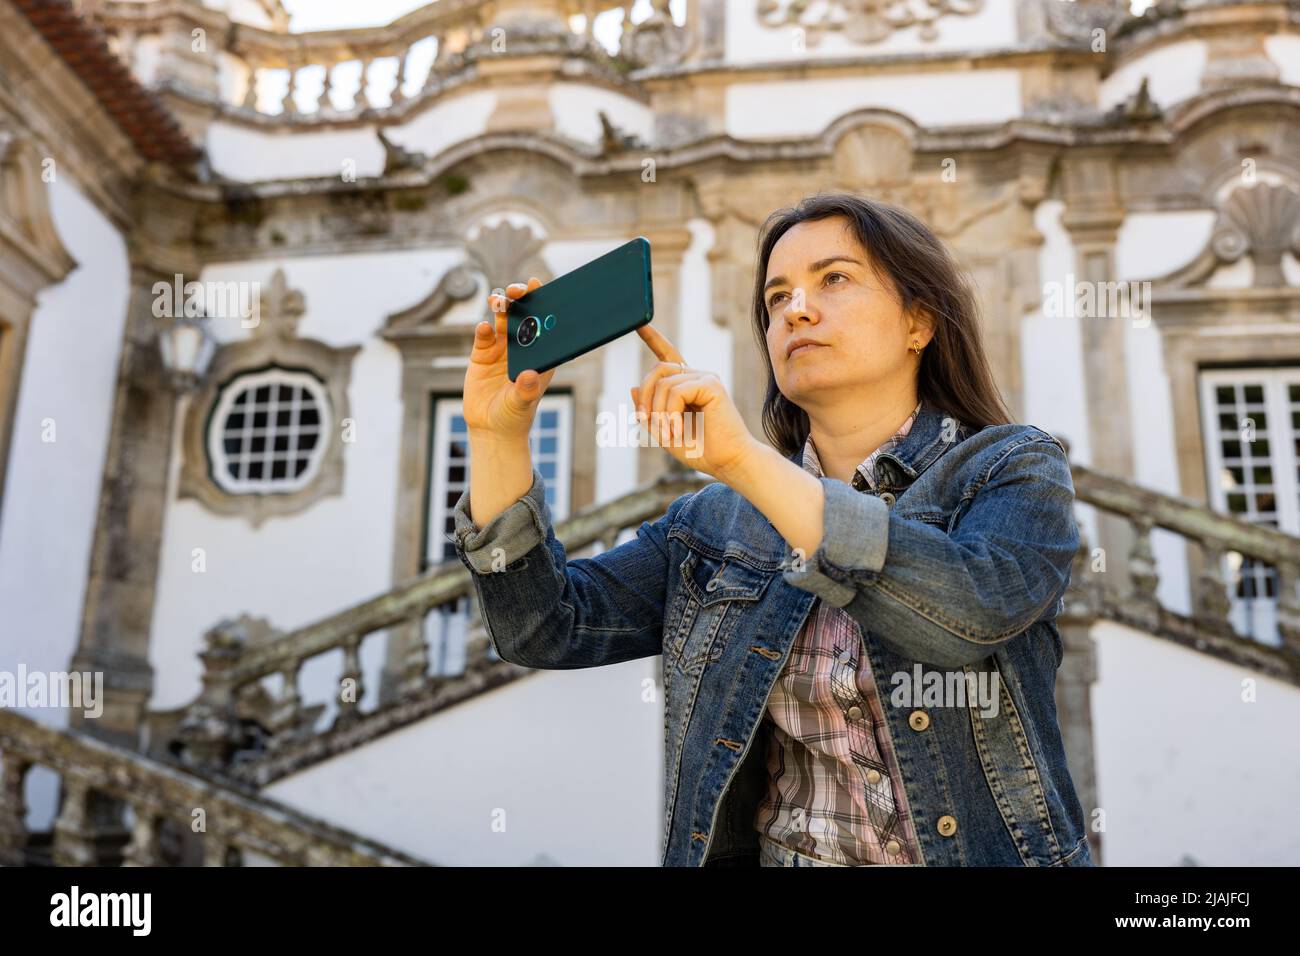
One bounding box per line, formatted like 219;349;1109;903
516;314;540;347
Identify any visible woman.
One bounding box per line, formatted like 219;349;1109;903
453;192;1092;867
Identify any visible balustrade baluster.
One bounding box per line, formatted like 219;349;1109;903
1195;541;1236;636
0;755;30;865
334;634;365;730
52;777;97;866
354;58;374;110
121;804;163;866
390;51;409;106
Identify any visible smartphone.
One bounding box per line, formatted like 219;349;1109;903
506;236;653;380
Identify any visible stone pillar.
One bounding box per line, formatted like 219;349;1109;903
1059;156;1135;593
70;260;194;749
634;224;693;486
1056;613;1102;865
709;212;766;440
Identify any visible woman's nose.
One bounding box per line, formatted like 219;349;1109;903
784;288;818;322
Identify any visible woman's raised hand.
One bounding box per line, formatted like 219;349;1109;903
631;324;761;482
463;277;558;444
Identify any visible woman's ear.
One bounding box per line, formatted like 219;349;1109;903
905;306;935;348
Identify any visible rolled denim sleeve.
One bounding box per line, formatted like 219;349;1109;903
449;470;697;670
782;435;1078;668
452;468;549;574
780;479;890;607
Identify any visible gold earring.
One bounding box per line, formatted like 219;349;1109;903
909;341;923;354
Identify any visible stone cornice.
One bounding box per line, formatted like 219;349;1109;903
146;83;1300;200
1111;0;1300;67
122;81;1300;265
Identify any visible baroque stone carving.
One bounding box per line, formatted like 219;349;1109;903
1210;182;1300;288
756;0;986;45
598;110;647;153
382;220;551;344
1044;0;1129;43
621;0;692;67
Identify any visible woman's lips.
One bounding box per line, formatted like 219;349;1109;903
788;343;824;358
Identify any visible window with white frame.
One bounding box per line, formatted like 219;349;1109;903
425;393;572;567
208;367;331;495
422;393;572;674
1198;368;1300;644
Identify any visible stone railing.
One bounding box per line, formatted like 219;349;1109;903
0;709;430;866
1067;461;1300;678
82;0;694;119
164;464;707;781
170;454;1300;785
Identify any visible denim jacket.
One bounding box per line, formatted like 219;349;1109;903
451;399;1093;867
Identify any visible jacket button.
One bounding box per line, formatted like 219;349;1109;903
937;815;957;837
706;578;719;591
847;705;863;721
879;492;896;507
866;769;882;785
884;839;901;855
908;710;930;731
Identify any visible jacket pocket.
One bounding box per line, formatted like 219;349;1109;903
666;548;769;674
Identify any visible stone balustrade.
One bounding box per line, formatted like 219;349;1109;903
78;0;693;119
168;453;1300;787
0;709;429;865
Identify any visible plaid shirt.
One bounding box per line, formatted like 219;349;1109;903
752;402;923;865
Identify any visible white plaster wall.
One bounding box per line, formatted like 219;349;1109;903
549;83;654;147
383;89;496;162
0;174;130;828
726;0;1019;65
1265;35;1300;86
263;658;665;865
726;70;1022;138
1099;41;1208;113
1089;620;1300;865
205;122;387;182
0;175;129;714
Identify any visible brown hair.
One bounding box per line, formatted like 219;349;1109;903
751;192;1012;456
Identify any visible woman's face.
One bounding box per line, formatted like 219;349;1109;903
763;216;927;408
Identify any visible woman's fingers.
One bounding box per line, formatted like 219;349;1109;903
635;361;692;420
483;277;543;360
470;319;500;365
636;323;686;366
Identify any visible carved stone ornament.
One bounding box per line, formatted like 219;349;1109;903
1209;182;1300;288
178;268;359;527
382;220;551;346
621;0;693;68
757;0;986;45
0;129;77;287
1044;0;1129;43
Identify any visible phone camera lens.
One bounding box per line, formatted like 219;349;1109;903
516;315;540;347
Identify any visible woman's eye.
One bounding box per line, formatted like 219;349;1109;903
768;292;787;308
825;272;846;286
